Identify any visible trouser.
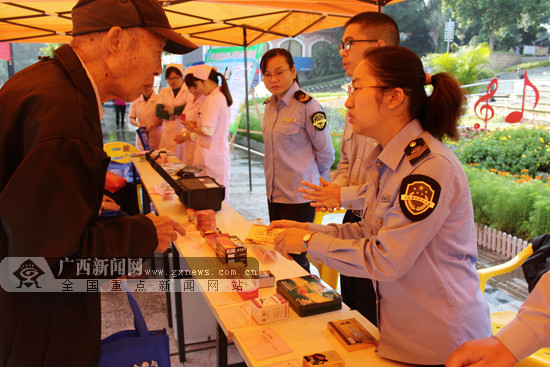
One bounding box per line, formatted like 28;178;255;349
340;209;378;327
267;200;315;273
115;105;126;127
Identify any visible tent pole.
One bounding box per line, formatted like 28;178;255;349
243;28;253;191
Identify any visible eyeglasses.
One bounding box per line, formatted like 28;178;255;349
347;84;388;97
338;40;379;52
166;76;182;81
262;68;290;80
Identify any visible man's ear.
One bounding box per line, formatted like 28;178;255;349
377;40;386;48
104;26;123;55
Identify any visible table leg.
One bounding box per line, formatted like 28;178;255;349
172;244;186;363
217;323;228;367
217;323;247;367
164;249;172;329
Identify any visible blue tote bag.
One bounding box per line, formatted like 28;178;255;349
99;281;171;367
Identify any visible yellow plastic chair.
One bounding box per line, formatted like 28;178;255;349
103;141;138;163
307;209;347;290
478;244;550;367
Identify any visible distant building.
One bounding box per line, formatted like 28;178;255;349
265;28;341;80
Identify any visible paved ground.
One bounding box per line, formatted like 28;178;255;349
100;105;527;366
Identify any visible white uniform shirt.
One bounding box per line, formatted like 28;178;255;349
181;94;206;166
157;86;190;159
193;87;231;199
129;91;161;150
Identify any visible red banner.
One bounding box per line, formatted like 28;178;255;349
0;43;11;62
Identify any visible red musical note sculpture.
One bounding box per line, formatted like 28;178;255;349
505;70;540;123
474;78;498;130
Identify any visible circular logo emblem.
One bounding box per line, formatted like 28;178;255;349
399;174;441;221
312;111;327;130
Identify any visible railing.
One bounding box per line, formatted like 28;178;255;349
476;224;531;259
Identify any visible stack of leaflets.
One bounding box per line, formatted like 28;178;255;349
276;275;342;317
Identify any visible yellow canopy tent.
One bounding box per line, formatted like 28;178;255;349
0;1;404;44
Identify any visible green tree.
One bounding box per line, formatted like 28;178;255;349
423;43;492;86
384;0;434;57
427;0;447;53
444;0;550;50
311;42;342;77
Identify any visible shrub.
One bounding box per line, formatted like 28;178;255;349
423;43;494;88
454;126;550;176
504;60;550;72
464;165;550;241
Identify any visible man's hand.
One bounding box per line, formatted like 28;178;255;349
183;120;196;131
146;213;186;253
445;337;518;367
101;195;120;212
273;228;311;260
298;177;342;212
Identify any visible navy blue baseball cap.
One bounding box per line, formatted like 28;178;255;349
72;0;198;54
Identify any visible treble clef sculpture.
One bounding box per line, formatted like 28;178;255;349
474;78;498;130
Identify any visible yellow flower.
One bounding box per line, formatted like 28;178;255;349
500;137;507;140
540;137;545;144
522;155;526;158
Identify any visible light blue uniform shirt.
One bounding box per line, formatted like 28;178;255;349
330;114;378;211
307;120;492;365
263;82;335;204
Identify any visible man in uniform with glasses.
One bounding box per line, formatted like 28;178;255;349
299;12;399;326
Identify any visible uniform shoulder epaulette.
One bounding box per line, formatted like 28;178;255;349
263;97;270;105
294;90;312;104
404;137;431;165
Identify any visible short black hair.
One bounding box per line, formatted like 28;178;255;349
345;12;399;47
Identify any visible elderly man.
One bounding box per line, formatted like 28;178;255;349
0;0;196;365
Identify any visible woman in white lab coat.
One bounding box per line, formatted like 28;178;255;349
180;64;232;199
154;65;189;160
129;84;162;150
175;66;206;166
